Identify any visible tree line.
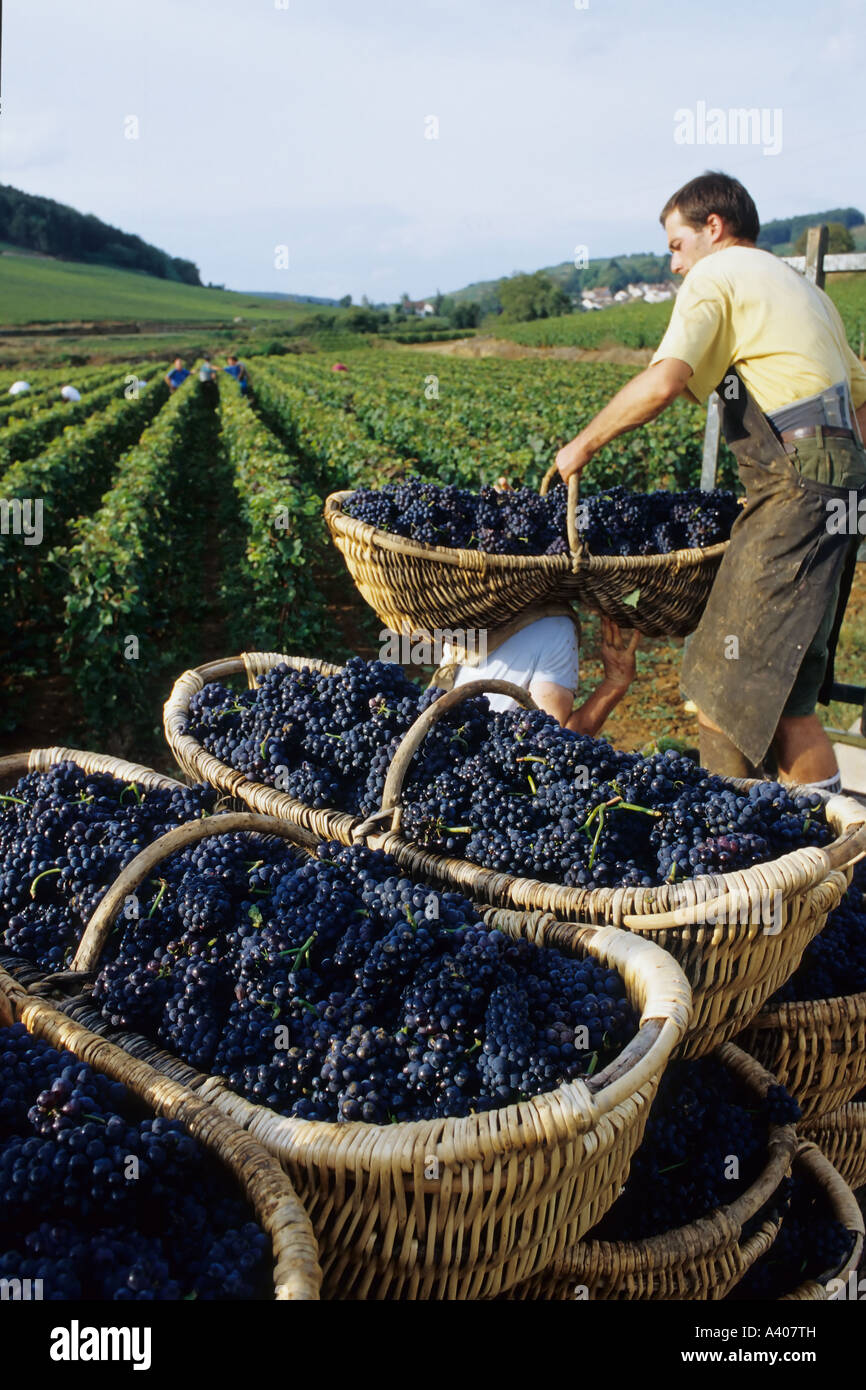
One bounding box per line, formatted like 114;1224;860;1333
0;184;201;285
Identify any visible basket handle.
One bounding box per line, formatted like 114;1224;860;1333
70;812;321;974
539;462;582;559
352;679;537;841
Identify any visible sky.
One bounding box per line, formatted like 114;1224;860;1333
2;0;864;302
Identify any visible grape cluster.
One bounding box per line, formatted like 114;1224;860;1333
0;762;216;972
187;657;441;815
189;662;832;888
93;837;638;1123
0;1024;269;1299
343;480;739;557
768;858;866;1005
591;1057;801;1242
729;1173;855;1299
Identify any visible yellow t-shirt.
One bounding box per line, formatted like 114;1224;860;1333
650;245;866;413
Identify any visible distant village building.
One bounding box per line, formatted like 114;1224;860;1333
401;297;436;316
577;281;676;312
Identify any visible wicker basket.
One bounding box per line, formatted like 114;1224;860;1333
502;1044;796;1301
0;745;205;992
777;1142;863;1301
0;960;321;1300
163;652;359;840
0;745;187;794
353;679;866;1058
736;991;866;1121
57;810;691;1300
802;1100;866;1191
323;466;729;640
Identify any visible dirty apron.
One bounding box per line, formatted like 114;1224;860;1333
681;370;859;767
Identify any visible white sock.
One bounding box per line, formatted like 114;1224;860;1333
798;772;843;796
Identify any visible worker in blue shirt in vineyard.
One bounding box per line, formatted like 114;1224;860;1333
164;357;190;392
223;353;249;394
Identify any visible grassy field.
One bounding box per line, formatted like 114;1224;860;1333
0;249;348;327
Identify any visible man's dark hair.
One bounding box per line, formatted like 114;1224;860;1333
659;172;760;242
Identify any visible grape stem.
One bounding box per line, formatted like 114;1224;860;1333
29;867;61;898
146;879;168;919
290;932;318;973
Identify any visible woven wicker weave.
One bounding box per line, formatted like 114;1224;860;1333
0;745;185;792
737;991;866;1121
802;1101;866;1191
502;1044;796;1300
778;1141;864;1300
59;810;692;1300
163;653;359;839
0;961;322;1300
323;464;728;639
163;655;866;1059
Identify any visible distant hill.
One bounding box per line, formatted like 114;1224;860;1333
242;291;344;306
441;252;676;313
0;184;201;285
757;207;864;250
0;250;351;328
438;207;866;310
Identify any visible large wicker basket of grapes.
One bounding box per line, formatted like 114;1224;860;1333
324;467;736;639
502;1044;799;1301
9;791;693;1301
734;861;866;1120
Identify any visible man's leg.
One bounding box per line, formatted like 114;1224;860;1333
697;712;759;779
773;713;839;784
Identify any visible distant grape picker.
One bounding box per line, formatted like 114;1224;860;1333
164;356;190;392
556;171;866;795
223;353;249;394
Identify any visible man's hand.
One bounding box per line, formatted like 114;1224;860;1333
556;434;594;484
599;616;640;690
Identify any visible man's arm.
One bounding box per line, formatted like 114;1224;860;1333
566;618;640;736
530;618;640;736
556;358;694;482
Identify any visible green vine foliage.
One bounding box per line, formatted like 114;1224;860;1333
216;372;330;653
59;378;214;732
0;374;138;471
0;381;168;677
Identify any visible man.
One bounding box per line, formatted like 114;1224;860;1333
556;171;866;794
442;612;640;735
165;357;190;392
198;355;219;406
8;380;31;396
59;384;81;402
224;353;249;394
